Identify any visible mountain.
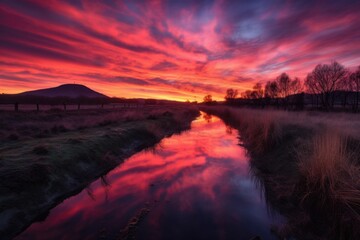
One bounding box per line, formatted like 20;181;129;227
19;84;108;98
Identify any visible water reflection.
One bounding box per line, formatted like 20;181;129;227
203;112;212;123
16;113;282;240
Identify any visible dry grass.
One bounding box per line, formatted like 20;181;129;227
0;106;194;141
0;105;199;239
299;132;350;194
298;131;360;220
202;106;360;238
229;110;283;153
202;107;288;154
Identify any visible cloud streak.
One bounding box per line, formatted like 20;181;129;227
1;0;359;100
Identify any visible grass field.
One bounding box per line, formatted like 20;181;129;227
2;104;359;239
0;105;199;239
202;106;360;240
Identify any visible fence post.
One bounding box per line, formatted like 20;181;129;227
36;104;39;111
15;102;19;111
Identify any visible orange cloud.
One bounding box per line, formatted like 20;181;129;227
1;0;359;101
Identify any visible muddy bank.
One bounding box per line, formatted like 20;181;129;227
0;107;199;239
202;106;360;240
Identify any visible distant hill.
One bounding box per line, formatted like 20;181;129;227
19;84;108;99
0;84;187;106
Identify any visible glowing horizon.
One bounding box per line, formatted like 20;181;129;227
1;0;360;101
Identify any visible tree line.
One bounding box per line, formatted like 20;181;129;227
204;61;360;111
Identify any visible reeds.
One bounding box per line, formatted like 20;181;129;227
298;130;360;221
202;106;360;238
299;131;349;194
202;107;285;153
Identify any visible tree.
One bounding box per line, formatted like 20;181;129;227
225;88;238;104
289;77;303;95
271;73;304;109
273;73;303;98
203;94;213;104
276;73;291;98
349;66;360;111
240;83;264;100
338;74;353;108
241;90;253;99
265;81;278;98
251;82;264;99
305;61;347;109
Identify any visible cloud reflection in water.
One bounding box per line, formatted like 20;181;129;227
16;113;282;240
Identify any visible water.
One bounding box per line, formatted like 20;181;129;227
16;112;283;240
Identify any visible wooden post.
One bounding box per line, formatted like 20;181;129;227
15;102;19;111
36;104;39;111
78;103;80;110
63;103;66;111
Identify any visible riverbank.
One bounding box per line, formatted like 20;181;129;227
0;106;199;239
14;111;283;240
202;106;360;240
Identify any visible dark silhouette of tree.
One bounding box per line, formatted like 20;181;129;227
203;94;213;104
305;61;347;109
251;82;264;99
225;88;238;104
240;83;264;100
349;66;360;111
264;73;303;109
290;77;303;95
265;81;278;98
241;90;253;99
338;74;353;109
276;73;291;98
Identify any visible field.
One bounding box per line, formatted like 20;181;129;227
2;104;360;239
0;105;199;239
202;106;360;239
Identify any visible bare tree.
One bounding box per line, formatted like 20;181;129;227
274;73;303;108
225;88;238;104
251;82;264;99
305;61;348;109
241;90;253;99
289;77;303;95
276;73;291;98
265;81;278;98
338;74;353;109
349;66;360;111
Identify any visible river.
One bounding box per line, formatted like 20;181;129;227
16;112;283;240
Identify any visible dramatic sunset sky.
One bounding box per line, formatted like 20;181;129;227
1;0;360;101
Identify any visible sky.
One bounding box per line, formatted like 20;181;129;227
1;0;360;101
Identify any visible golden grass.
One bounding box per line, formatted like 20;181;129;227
299;131;349;191
298;130;360;220
202;107;286;153
202;106;360;237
